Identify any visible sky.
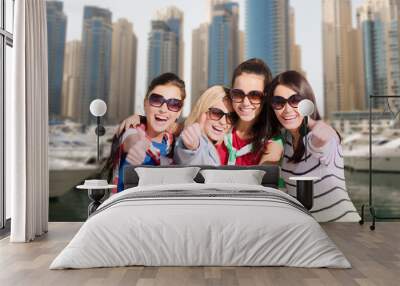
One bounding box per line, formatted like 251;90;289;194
61;0;365;116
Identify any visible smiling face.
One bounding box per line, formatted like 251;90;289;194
232;72;265;122
144;84;183;135
273;84;303;132
203;98;233;142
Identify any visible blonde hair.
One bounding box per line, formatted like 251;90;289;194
185;86;228;127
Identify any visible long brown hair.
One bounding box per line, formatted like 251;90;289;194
231;58;278;153
266;70;321;163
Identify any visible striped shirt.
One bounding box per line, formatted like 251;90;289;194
281;132;360;222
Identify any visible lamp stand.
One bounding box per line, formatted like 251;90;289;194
97;117;100;162
304;116;308;162
94;116;106;164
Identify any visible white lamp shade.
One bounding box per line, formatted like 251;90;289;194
89;99;107;117
298;99;315;117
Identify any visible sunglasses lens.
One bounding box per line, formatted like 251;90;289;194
271;96;286;110
247;91;264;104
208;108;224;120
166;99;183;112
148;94;164;107
288;94;303;108
230;89;245;103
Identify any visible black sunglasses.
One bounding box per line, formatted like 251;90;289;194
148;93;183;112
208;107;235;125
229;89;265;104
270;94;304;110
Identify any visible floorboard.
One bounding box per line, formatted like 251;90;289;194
0;222;399;286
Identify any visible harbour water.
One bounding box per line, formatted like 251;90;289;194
49;169;400;222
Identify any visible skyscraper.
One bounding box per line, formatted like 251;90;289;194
147;7;183;85
157;7;184;78
62;40;81;120
246;0;290;75
208;0;239;87
80;6;112;125
239;30;245;64
357;0;400;108
46;1;67;118
191;23;209;109
108;19;138;124
289;7;305;77
322;0;360;118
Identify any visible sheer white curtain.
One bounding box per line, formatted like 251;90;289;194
6;0;49;242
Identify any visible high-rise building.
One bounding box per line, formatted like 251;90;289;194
191;23;209;109
62;40;81;120
289;7;305;77
357;0;400;109
157;7;184;78
131;34;138;113
322;0;360;118
351;25;366;110
245;0;290;75
239;30;245;64
46;1;67;118
147;7;183;85
108;19;138;124
80;6;112;125
208;0;239;87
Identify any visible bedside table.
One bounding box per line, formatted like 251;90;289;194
289;176;319;210
76;180;116;217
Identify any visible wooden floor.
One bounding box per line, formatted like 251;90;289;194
0;222;399;286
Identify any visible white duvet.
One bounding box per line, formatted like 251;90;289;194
50;183;350;269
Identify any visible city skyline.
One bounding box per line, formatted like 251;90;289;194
59;0;364;117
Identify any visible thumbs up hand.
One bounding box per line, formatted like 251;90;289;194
307;118;338;148
181;113;207;151
116;114;142;136
125;128;152;165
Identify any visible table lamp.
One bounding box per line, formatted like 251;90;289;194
89;99;107;163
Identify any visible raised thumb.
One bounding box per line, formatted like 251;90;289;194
137;127;147;140
144;137;152;150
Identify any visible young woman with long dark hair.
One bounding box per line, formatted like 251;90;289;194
216;58;283;165
266;70;360;222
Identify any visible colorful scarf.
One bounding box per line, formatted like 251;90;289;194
223;129;253;165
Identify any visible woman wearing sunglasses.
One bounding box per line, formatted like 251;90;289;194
174;86;234;165
109;73;186;192
216;58;283;166
267;70;359;222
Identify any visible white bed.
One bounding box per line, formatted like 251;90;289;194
50;182;351;269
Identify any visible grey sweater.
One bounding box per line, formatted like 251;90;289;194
174;135;221;166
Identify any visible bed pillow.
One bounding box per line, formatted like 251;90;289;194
200;169;266;185
135;167;200;186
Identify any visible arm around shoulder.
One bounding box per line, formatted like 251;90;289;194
259;140;284;165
